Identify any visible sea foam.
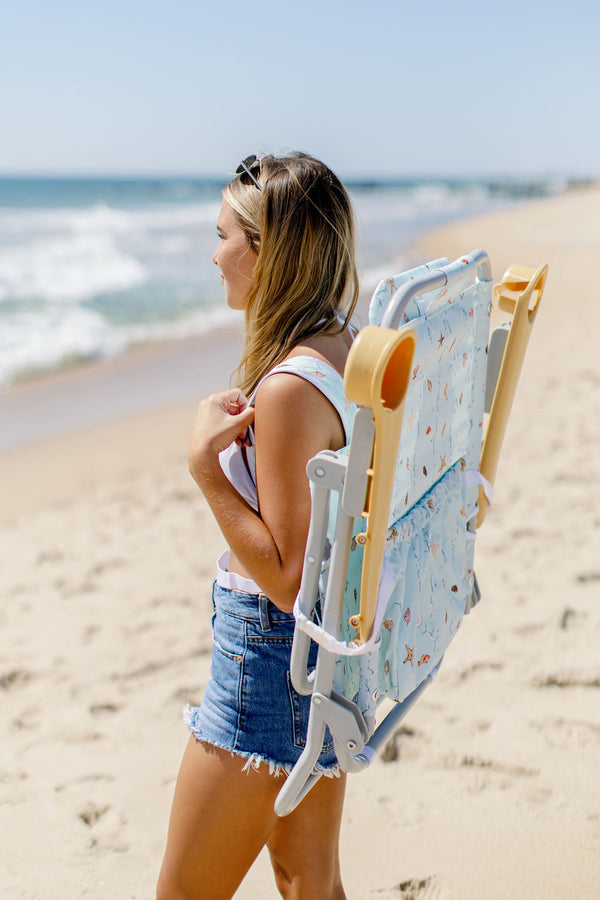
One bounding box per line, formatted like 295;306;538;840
0;176;565;386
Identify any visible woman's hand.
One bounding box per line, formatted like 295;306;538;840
188;389;255;482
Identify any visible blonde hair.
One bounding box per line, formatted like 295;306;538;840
223;152;359;395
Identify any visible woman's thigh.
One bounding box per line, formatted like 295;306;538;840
267;772;347;899
157;737;282;900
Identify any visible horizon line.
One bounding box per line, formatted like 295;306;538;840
0;170;593;184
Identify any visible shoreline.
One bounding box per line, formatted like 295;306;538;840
0;322;244;453
2;188;600;898
1;182;575;453
0;183;590;457
0;271;376;459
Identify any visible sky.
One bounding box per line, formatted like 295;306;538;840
1;0;599;179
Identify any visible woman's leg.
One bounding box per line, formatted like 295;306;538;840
267;771;347;900
157;736;282;900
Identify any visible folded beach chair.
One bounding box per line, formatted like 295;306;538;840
275;251;547;816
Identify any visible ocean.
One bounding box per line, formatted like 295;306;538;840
0;174;567;387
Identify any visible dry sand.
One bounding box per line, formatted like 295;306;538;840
1;187;599;898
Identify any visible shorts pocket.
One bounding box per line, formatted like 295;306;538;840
212;636;243;663
211;610;245;663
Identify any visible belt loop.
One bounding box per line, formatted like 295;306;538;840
258;595;271;631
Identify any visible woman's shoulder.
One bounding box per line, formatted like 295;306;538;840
255;348;356;444
253;366;347;454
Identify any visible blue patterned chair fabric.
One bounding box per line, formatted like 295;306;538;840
331;257;492;718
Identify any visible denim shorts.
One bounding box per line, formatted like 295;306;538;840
184;580;338;776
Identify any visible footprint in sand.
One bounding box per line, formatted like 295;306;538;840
397;876;443;899
381;725;418;763
457;661;503;681
55;773;114;793
88;558;126;577
0;669;33;690
576;571;600;583
459;755;538;777
35;549;64;565
559;607;578;629
364;876;443;899
89;703;121;715
534;674;600;688
79;802;130;853
80;802;110;827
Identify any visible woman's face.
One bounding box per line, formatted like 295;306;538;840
212;200;257;310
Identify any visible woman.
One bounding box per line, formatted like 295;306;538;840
157;152;359;900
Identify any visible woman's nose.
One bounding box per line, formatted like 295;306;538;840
211;248;219;266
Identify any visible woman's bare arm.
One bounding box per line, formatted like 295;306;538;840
187;374;343;611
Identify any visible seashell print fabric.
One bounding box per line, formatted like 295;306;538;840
330;257;492;720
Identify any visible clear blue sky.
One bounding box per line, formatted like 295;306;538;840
2;0;598;178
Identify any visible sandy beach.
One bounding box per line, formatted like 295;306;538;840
2;187;599;898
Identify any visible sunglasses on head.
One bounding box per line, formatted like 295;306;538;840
235;155;263;191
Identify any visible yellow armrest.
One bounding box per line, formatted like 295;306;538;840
478;262;548;526
343;325;417;644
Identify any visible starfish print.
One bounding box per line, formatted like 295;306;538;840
383;618;394;631
403;644;414;665
438;333;445;347
430;537;440;557
438;454;447;473
407;412;415;430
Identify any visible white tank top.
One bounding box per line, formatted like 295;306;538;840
219;356;357;513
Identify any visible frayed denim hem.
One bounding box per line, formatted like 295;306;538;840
183;704;341;780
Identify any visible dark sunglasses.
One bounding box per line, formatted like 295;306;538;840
235;155;262;191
